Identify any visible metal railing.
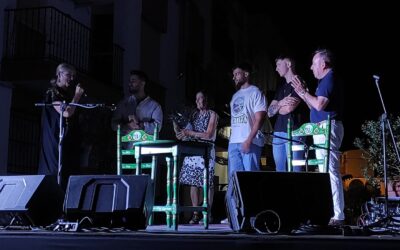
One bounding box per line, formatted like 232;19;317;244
7;111;40;174
3;6;124;85
3;6;90;72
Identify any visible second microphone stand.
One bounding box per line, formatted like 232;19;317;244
367;76;400;232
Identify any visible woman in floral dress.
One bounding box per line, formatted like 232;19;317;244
174;91;218;224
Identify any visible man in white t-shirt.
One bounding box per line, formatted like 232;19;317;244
111;70;163;148
228;63;267;177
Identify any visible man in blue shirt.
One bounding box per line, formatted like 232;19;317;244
291;49;345;226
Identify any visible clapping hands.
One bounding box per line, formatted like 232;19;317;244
291;75;307;97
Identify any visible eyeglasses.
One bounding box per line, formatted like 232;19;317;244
60;71;75;79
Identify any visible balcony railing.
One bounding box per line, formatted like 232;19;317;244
7;111;40;174
3;6;123;85
3;6;90;72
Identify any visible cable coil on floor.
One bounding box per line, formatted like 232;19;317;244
250;210;281;234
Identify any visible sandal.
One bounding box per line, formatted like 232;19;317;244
189;213;201;224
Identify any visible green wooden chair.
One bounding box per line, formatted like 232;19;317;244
116;125;158;175
117;124;161;226
287;116;331;173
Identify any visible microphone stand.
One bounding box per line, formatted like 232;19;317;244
266;133;310;171
270;133;334;172
35;102;112;186
366;75;400;231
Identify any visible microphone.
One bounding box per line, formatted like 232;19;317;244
70;79;88;97
373;75;380;89
78;86;88;98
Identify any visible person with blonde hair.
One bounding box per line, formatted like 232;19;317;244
38;63;85;188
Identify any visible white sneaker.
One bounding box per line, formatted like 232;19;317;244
220;218;229;224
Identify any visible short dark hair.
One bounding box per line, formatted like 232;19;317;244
233;62;253;74
275;55;296;70
130;70;149;83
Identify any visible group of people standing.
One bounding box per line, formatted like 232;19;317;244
38;48;344;227
174;48;344;226
264;49;344;226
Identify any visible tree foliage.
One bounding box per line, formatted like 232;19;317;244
354;116;400;187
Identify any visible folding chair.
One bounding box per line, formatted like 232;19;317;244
116;125;157;175
287;116;331;173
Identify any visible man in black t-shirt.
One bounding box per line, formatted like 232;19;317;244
268;56;307;172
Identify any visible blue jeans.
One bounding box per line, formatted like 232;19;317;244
228;143;262;180
273;131;304;172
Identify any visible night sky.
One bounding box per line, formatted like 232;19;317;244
246;2;400;150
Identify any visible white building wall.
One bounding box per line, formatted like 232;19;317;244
0;82;13;174
193;0;212;66
114;0;142;97
160;0;183;113
0;0;17;174
0;0;17;61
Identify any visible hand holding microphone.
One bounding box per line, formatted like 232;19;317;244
74;82;87;98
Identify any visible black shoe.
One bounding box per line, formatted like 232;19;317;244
189;213;201;224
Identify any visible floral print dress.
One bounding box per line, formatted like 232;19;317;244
179;110;216;187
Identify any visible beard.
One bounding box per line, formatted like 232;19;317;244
234;80;245;90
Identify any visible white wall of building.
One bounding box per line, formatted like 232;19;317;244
0;0;16;174
160;0;183;113
193;0;212;66
0;0;17;61
114;0;142;97
0;82;13;174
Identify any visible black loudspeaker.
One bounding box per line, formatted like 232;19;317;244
64;175;150;229
0;175;64;227
226;171;333;233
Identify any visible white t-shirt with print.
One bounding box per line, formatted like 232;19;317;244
229;85;267;147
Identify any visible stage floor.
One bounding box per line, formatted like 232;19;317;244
1;223;400;250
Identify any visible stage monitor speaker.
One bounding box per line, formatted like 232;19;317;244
0;175;64;227
64;175;150;229
226;171;333;233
